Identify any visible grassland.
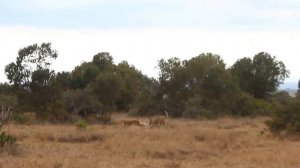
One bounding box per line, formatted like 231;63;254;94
1;114;300;168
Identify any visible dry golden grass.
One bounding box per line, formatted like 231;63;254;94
1;115;300;168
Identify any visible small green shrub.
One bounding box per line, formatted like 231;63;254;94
75;119;88;130
0;132;16;147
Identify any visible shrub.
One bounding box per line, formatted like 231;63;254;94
62;90;108;122
231;93;275;116
266;99;300;134
0;132;16;147
183;96;216;119
75;119;88;130
12;112;32;124
182;107;214;119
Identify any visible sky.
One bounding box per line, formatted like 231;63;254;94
0;0;300;88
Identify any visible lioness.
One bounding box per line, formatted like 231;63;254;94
119;118;142;126
149;111;168;127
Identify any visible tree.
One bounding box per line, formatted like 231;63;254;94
4;43;59;118
115;61;144;111
92;52;114;71
158;57;188;116
134;77;160;116
55;71;72;90
156;53;241;117
183;53;240;116
230;57;254;94
71;62;100;89
184;53;225;93
62;89;102;119
5;43;57;90
70;52;114;89
297;79;300;98
231;52;289;99
88;71;123;113
29;69;61;118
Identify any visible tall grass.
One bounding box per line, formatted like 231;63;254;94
1;116;300;168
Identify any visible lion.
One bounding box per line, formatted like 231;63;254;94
149;111;168;128
119;119;140;126
118;118;144;126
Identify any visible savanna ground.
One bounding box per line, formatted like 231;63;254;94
1;114;300;168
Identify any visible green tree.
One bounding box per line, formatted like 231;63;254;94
156;53;241;117
134;77;160;116
29;69;62;119
88;72;123;113
297;79;300;98
92;52;114;71
5;43;57;90
231;52;289;99
183;53;241;116
71;62;100;89
115;61;144;111
62;89;102;119
185;53;225;93
0;83;13;95
4;43;59;118
158;57;188;117
55;71;72;90
230;57;254;94
70;52;114;89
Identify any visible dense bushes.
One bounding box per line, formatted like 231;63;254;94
266;99;300;134
1;43;293;124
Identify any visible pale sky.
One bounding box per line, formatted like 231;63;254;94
1;0;300;88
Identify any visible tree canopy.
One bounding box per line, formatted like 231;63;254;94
1;43;292;123
231;52;289;99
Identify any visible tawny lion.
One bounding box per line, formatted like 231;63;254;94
119;118;142;126
149;111;168;127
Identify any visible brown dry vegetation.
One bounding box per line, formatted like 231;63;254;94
1;114;300;168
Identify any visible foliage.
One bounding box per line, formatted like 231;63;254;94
0;94;17;111
2;44;293;122
29;69;60;118
133;77;161;116
71;62;100;89
182;95;215;119
5;43;57;89
4;43;61;120
157;57;189;117
88;72;123;112
12;112;32;124
115;61;144;111
297;79;300;98
231;52;289;99
157;53;242;117
0;132;16;147
62;89;102;118
232;93;274;116
230;57;253;93
75;119;88;130
0;83;14;95
55;71;72;90
266;99;300;134
92;52;114;71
